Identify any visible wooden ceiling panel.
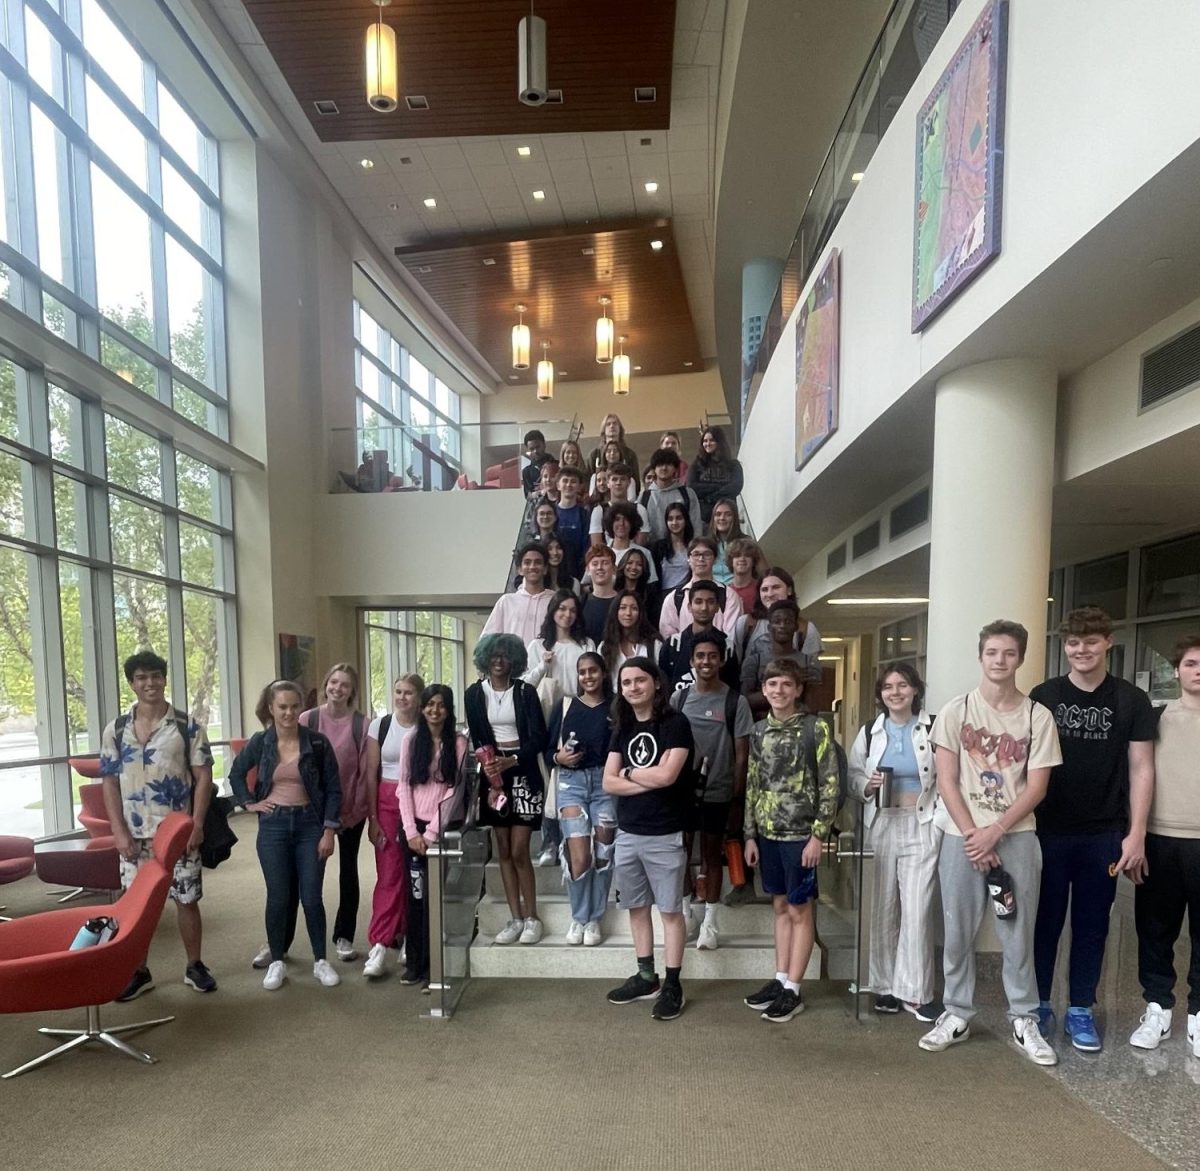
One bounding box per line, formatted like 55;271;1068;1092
395;220;701;384
242;1;677;142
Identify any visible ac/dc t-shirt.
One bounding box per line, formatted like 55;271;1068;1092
1028;674;1157;835
931;690;1061;835
608;710;695;835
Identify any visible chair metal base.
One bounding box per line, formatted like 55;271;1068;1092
44;886;117;904
2;1003;174;1078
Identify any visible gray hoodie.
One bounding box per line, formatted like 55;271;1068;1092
640;480;702;544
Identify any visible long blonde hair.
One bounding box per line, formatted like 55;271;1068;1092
321;662;360;708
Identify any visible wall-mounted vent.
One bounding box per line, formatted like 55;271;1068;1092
405;95;430;111
826;544;847;577
544;88;564;104
852;521;881;560
313;99;339;116
1141;322;1200;411
634;86;657;103
890;487;931;539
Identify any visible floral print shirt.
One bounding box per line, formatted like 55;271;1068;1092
100;703;213;840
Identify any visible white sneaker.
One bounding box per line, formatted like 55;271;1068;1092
697;921;719;950
362;942;388;979
313;959;341;987
535;847;557;867
519;917;544;944
565;920;585;945
262;961;285;991
681;898;700;941
334;938;357;962
494;918;523;945
251;944;275;970
583;921;603;947
1130;1003;1173;1050
1188;1011;1200;1058
1012;1015;1058;1066
918;1011;971;1052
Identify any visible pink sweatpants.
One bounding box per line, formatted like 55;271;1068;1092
367;782;409;947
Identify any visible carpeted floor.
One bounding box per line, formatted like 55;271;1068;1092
0;831;1170;1171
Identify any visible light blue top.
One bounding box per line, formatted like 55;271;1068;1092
878;717;921;795
712;539;733;585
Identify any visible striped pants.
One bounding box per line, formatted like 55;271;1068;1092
868;809;940;1005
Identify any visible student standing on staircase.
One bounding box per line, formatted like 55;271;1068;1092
603;658;696;1021
546;652;618;946
670;634;753;950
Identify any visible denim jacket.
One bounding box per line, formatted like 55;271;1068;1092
229;725;342;829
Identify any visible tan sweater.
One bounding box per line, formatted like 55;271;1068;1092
1149;700;1200;838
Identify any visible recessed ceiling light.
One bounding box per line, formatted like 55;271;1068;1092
633;365;642;372
851;172;865;182
650;239;663;251
559;371;568;376
644;181;658;193
581;247;595;256
423;197;437;208
482;257;496;266
532;190;546;200
360;158;375;169
509;375;519;381
417;265;433;274
388;201;401;211
683;361;693;367
517;145;531;157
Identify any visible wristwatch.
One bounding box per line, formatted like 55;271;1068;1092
622;765;634;780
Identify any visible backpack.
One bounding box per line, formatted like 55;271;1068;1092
306;708;366;750
669;684;741;740
800;714;849;817
113;710;237;869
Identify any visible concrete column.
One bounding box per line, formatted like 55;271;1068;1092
925;359;1058;706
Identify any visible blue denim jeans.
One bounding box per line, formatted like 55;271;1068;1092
556;766;616;925
256;805;328;962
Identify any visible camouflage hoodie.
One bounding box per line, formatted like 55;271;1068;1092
745;709;840;842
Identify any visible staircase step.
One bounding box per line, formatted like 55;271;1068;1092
484;859;769;900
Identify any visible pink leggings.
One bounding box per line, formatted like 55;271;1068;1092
367;782;409;946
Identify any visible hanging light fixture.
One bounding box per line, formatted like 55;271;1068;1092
612;335;630;396
511;304;530;370
365;0;399;113
595;295;614;364
536;342;554;400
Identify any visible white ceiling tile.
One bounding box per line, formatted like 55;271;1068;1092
674;28;699;65
694;30;723;67
588;155;630;182
437;168;482;194
670;169;709;197
469;165;520;196
420;143;469;169
625;130;667;155
489;207;531;231
549;158;593;186
455;210;497;231
703;0;727;33
669;149;709;176
671;67;708;100
671;97;708;127
671;192;710;218
539;134;587;161
584;132;628;158
676;0;708;31
560;197;600;219
510;162;553;188
447;192;489;215
458;138;506;167
668;122;709;153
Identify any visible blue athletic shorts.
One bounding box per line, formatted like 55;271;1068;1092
757;835;818;905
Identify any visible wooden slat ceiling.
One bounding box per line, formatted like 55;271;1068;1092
242;0;677;141
395;220;701;384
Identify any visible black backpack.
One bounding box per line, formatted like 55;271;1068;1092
800;714;848;816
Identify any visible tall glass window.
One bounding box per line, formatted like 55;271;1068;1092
0;3;237;837
363;610;466;716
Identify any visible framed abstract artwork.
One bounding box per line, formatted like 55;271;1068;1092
912;0;1009;331
795;248;840;470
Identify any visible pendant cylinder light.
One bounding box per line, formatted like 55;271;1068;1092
613;336;630;396
595;296;614;364
537;343;554;401
511;304;530;370
365;1;398;113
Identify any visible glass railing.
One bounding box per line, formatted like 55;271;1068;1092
329;416;581;494
742;0;956;423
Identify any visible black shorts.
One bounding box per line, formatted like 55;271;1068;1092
688;799;732;837
477;769;544;829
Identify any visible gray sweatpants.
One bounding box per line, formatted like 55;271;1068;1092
939;829;1041;1023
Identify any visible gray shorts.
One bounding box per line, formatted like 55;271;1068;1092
613;830;687;913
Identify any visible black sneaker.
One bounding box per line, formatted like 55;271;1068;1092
873;994;901;1014
723;883;755;907
762;988;804;1023
606;972;661;1004
184;961;218;993
116;967;154;1002
651;982;686;1021
914;999;944;1023
399;968;423;986
744;979;783;1010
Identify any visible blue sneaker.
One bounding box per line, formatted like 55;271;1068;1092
1065;1006;1102;1052
1037;1000;1056;1040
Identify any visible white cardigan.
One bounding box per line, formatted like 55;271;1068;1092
847;710;938;832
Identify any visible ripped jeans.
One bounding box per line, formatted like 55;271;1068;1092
556;766;617;926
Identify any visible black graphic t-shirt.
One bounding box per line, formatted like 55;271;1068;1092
608;710;695;836
1029;674;1157;834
